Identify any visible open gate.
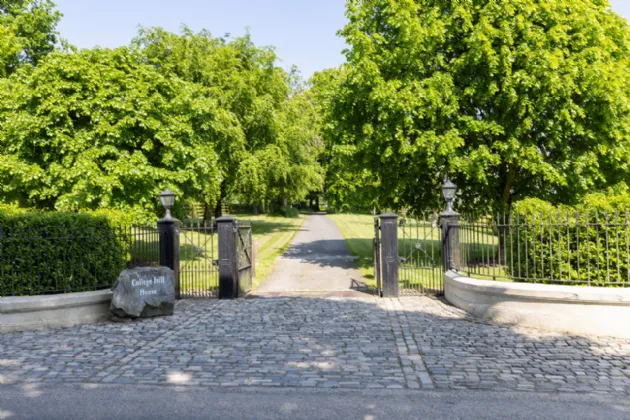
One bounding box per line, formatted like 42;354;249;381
235;219;253;296
373;216;383;297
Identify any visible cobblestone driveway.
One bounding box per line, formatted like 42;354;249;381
1;296;630;394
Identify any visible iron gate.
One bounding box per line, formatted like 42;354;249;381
235;219;253;296
179;220;218;298
398;215;444;295
373;216;383;297
374;214;444;296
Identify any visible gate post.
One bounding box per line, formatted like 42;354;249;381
158;216;181;299
440;212;460;272
216;216;238;299
440;180;460;272
379;213;399;298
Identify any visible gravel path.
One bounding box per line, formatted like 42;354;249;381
257;215;367;293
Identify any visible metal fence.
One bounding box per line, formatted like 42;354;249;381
0;225;159;297
454;211;630;287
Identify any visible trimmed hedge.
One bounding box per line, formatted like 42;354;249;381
0;207;130;296
506;194;630;286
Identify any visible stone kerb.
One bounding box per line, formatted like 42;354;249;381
444;270;630;338
0;290;113;332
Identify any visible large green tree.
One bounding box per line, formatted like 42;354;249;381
132;28;323;215
236;87;325;206
328;0;630;213
0;0;62;77
0;47;230;215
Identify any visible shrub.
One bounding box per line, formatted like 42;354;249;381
505;194;630;286
278;206;300;218
0;208;128;296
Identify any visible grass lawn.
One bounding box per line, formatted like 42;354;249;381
326;214;377;286
240;214;305;288
129;214;305;294
327;213;508;291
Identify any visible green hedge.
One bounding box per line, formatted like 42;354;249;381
0;207;129;296
506;195;630;286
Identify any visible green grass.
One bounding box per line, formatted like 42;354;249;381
127;214;305;293
237;214;305;288
326;214;377;286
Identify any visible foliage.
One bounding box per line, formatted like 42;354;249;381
235;90;325;205
0;0;62;77
311;67;380;212
507;191;630;286
132;28;324;212
277;205;300;218
0;47;228;215
328;0;630;214
0;208;126;296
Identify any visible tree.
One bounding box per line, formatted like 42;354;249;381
0;0;62;77
235;88;325;207
312;67;381;212
133;27;324;214
330;0;630;213
0;47;231;216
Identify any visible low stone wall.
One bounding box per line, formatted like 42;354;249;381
0;290;113;332
444;271;630;338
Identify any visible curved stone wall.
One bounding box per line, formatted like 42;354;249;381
445;271;630;338
0;290;112;332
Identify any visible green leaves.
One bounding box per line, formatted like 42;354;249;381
327;0;630;213
0;47;225;216
132;27;324;209
0;24;325;216
0;0;61;77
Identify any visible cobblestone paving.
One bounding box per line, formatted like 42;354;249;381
1;296;630;394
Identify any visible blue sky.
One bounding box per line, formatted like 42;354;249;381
56;0;630;80
55;0;348;79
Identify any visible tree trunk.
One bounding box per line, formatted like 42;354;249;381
214;200;222;219
203;203;213;225
496;162;517;268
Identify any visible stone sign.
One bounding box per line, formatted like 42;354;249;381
109;267;175;319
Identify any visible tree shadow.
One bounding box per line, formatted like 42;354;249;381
249;220;306;236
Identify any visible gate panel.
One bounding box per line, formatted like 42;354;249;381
179;221;218;298
373;217;382;297
236;220;253;296
398;215;444;295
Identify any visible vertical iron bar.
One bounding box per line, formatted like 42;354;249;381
615;211;621;284
605;211;610;286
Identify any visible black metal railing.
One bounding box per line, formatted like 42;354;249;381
0;225;160;297
454;211;630;287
